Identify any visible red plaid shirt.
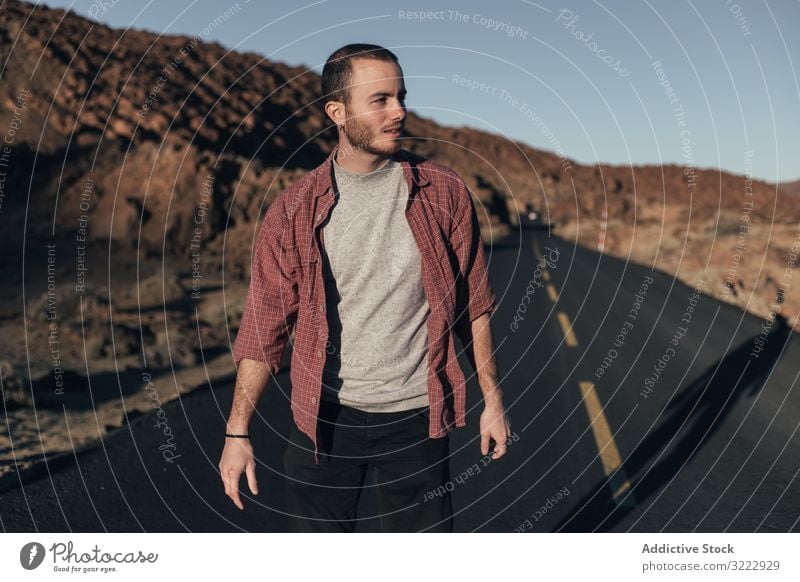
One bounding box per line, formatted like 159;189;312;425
232;146;497;463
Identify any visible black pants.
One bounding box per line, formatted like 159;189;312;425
283;400;453;532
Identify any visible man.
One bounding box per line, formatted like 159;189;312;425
219;43;511;532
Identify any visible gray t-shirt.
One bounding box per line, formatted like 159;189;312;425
320;155;430;412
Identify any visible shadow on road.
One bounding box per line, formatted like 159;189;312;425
554;315;792;532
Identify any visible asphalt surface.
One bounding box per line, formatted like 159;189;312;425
2;227;799;532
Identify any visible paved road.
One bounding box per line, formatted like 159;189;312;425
2;229;798;532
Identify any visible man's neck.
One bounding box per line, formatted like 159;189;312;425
334;145;395;174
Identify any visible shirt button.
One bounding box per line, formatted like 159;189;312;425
319;303;325;312
316;351;323;358
317;213;324;222
311;397;317;404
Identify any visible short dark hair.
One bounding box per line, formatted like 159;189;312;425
321;43;400;107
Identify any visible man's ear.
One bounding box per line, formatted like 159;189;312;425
324;100;345;126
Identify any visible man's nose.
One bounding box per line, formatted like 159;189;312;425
389;100;406;122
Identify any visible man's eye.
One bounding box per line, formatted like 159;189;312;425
373;96;406;105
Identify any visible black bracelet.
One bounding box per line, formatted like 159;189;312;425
225;433;250;439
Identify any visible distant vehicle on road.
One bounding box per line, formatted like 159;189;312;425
519;204;552;230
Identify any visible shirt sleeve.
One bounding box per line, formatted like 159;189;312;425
231;195;300;374
450;179;497;344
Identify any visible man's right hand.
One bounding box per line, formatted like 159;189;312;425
219;438;259;510
219;358;271;510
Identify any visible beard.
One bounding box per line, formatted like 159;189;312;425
341;114;401;156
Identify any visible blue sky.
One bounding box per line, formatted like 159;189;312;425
38;0;800;183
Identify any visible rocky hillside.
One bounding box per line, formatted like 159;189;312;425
779;180;800;198
0;0;797;349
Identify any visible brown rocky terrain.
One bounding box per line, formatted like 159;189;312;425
778;179;800;198
0;0;798;477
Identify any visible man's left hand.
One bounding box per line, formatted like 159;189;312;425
479;391;512;460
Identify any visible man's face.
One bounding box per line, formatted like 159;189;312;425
335;58;407;156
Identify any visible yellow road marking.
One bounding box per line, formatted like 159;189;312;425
534;238;553;282
547;284;559;302
579;381;637;507
557;312;578;347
